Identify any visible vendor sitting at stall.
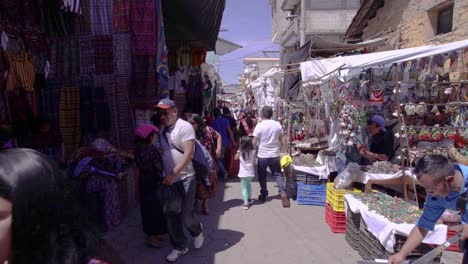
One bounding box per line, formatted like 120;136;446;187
358;115;394;165
389;155;468;264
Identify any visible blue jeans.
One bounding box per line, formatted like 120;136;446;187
257;157;286;197
216;146;227;178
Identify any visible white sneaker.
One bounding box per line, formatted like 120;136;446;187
193;231;204;249
166;248;189;263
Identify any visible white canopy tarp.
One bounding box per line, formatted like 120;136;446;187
300;39;468;84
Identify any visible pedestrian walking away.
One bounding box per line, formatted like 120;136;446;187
252;106;289;208
155;99;204;263
235;136;256;210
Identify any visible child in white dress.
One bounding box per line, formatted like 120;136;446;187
235;136;256;210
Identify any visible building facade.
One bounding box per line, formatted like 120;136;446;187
346;0;468;51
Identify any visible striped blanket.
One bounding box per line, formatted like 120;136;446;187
60;86;81;160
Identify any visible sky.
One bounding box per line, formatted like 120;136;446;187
218;0;278;85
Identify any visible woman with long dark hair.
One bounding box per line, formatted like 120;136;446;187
0;148;122;264
134;124;168;248
188;114;222;215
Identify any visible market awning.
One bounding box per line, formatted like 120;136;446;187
300;39;468;84
162;0;226;51
216;38;242;56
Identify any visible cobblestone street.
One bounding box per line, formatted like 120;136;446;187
104;180;462;264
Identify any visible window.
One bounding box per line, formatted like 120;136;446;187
437;5;453;35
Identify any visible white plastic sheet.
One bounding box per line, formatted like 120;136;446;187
292;165;329;180
345;194;448;253
300;39;468;84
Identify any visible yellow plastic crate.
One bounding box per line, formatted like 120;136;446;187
326;183;360;212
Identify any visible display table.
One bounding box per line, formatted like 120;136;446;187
344;194;447;253
293;164;329;180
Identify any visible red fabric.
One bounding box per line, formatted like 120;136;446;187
94;35;114;75
225;145;240;176
113;0;131;33
130;0;156;55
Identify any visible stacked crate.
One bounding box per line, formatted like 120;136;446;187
294;168;327;206
325;183;360;233
345;203;361;250
296;182;326;206
446;227;461;252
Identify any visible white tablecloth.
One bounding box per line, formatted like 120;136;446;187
293;165;329;180
344;194;447;253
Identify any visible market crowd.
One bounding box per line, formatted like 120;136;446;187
2;99;468;264
0;97;292;263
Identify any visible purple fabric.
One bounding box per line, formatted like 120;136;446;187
130;0;156;56
210;117;230;147
135;124;159;139
87;174;121;228
155;0;169;99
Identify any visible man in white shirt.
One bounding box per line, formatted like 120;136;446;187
155;99;204;262
252;106;289;207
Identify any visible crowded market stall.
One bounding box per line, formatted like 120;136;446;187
292;39;468;261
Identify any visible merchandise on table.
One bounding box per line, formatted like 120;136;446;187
364;161;399;174
351;192;422;224
292;153;321;167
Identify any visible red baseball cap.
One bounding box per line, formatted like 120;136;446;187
155;98;177;110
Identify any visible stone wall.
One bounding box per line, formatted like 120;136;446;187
399;0;468;48
361;0;467;51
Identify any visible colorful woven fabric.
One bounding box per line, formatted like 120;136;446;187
113;33;131;75
5;52;36;92
90;0;112;36
155;0;169;99
59;86;81;160
113;0;131;33
78;0;91;35
62;37;80;83
130;0;156;56
38;78;62;127
131;56;157;108
0;92;8;121
113;75;133;149
79;36;95;74
94;35;114;75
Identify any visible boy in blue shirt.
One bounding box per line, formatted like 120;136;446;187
389;154;468;264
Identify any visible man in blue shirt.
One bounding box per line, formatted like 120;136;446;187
389;154;468;264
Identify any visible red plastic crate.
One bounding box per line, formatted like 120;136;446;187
326;203;347;224
325;205;346;234
446;230;461;252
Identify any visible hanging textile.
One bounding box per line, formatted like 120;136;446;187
5;52;35;92
113;33;132;75
281;41;311;99
156;0;169;99
113;0;131;33
78;0;92;35
38;78;62;128
7;88;33;146
90;0;112;36
131;56;157;108
0;50;9;91
186;66;204;115
79;36;96;74
59;86;81;160
61;0;82;14
94;35;114;75
114;75;133;149
0;92;8;121
130;0;157;56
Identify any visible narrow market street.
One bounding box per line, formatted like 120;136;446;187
105;180;462;264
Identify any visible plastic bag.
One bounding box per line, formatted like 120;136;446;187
334;162;363;189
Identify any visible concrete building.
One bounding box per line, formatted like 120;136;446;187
345;0;468;51
270;0;360;48
243;57;281;82
269;0;360;99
